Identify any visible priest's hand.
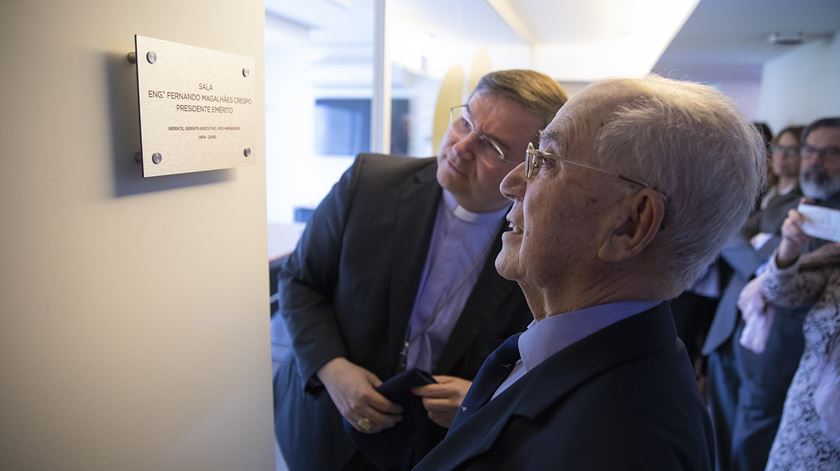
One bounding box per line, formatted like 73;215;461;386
317;357;403;433
412;375;472;428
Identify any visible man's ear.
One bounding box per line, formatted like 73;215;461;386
598;188;666;262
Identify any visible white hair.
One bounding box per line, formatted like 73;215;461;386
592;76;766;289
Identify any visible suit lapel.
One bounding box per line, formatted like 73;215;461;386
432;304;678;465
386;162;441;374
435;228;516;374
516;303;676;416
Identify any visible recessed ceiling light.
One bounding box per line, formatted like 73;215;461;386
767;32;805;46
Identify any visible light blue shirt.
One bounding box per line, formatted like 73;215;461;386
405;190;507;372
491;300;660;399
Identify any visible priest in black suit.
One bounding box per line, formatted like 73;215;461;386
415;76;767;471
273;70;567;470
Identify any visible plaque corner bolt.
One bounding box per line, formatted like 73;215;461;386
152;152;162;164
146;51;157;64
243;147;251;157
127;52;137;64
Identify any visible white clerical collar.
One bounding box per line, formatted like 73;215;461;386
442;190;507;224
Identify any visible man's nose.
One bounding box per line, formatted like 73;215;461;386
500;162;526;200
451;132;480;160
805;154;827;167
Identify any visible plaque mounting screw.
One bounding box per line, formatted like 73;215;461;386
242;67;250;77
152;152;162;164
127;52;137;64
243;147;251;157
146;51;157;64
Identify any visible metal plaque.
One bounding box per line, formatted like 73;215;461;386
135;35;256;177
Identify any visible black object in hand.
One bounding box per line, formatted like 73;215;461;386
343;368;437;470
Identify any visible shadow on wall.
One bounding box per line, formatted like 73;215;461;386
104;51;233;197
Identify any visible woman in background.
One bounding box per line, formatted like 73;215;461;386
762;206;840;470
745;126;804;237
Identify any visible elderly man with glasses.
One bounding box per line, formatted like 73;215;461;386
273;69;567;470
415;76;766;471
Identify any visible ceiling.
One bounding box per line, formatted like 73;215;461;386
264;0;840;83
497;0;700;80
265;0;522;46
653;0;840;83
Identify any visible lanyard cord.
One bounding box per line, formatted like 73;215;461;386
399;244;489;370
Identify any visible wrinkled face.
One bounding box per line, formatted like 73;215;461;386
800;126;840;200
771;131;801;179
436;92;545;212
495;91;627;294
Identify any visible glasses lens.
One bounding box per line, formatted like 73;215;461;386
450;106;509;163
449;107;471;136
822;147;840;159
770;144;798;156
803;146;840;161
482;137;506;162
525;144;535;178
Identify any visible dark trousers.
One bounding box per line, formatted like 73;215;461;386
707;310;805;471
730;308;805;471
707;336;739;471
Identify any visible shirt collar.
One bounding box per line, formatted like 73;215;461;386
442;190;508;224
518;300;660;371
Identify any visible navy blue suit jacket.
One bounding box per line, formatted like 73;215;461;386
415;304;714;471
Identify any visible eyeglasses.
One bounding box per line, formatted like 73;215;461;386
769;143;800;157
525;142;669;205
449;105;519;164
801;144;840;163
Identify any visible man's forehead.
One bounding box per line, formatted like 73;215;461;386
467;92;515;115
808;126;840;144
538;86;615;151
464;95;509;137
467;92;545;150
539;110;593;151
465;93;504;124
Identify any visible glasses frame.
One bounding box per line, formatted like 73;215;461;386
801;144;840;162
449;105;520;164
769;143;801;157
525;142;669;205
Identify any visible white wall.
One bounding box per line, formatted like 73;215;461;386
713;80;763;122
758;32;840;132
0;1;274;470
